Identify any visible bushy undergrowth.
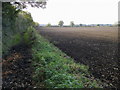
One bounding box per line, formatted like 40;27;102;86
32;33;103;88
2;2;34;55
11;26;36;45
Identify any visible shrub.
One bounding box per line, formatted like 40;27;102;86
2;5;35;55
23;26;36;45
12;33;21;45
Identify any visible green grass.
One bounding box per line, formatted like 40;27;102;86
31;32;103;88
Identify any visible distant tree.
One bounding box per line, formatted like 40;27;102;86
58;20;64;27
79;24;82;27
70;21;74;27
46;23;51;27
97;24;100;26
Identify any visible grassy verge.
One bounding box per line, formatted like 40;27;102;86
31;31;103;88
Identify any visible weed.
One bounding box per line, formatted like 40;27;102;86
31;32;103;88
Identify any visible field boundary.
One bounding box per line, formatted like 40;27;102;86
31;32;105;88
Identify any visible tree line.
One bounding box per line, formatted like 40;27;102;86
46;21;75;27
46;21;114;27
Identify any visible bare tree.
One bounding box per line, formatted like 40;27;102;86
11;0;47;9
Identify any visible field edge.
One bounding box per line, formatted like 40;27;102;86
31;31;105;88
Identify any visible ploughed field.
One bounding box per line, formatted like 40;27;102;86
37;27;119;88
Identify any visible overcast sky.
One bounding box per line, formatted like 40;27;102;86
24;0;119;25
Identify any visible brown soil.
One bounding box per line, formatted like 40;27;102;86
37;27;119;88
2;44;33;89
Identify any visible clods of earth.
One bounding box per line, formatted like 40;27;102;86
2;44;33;89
